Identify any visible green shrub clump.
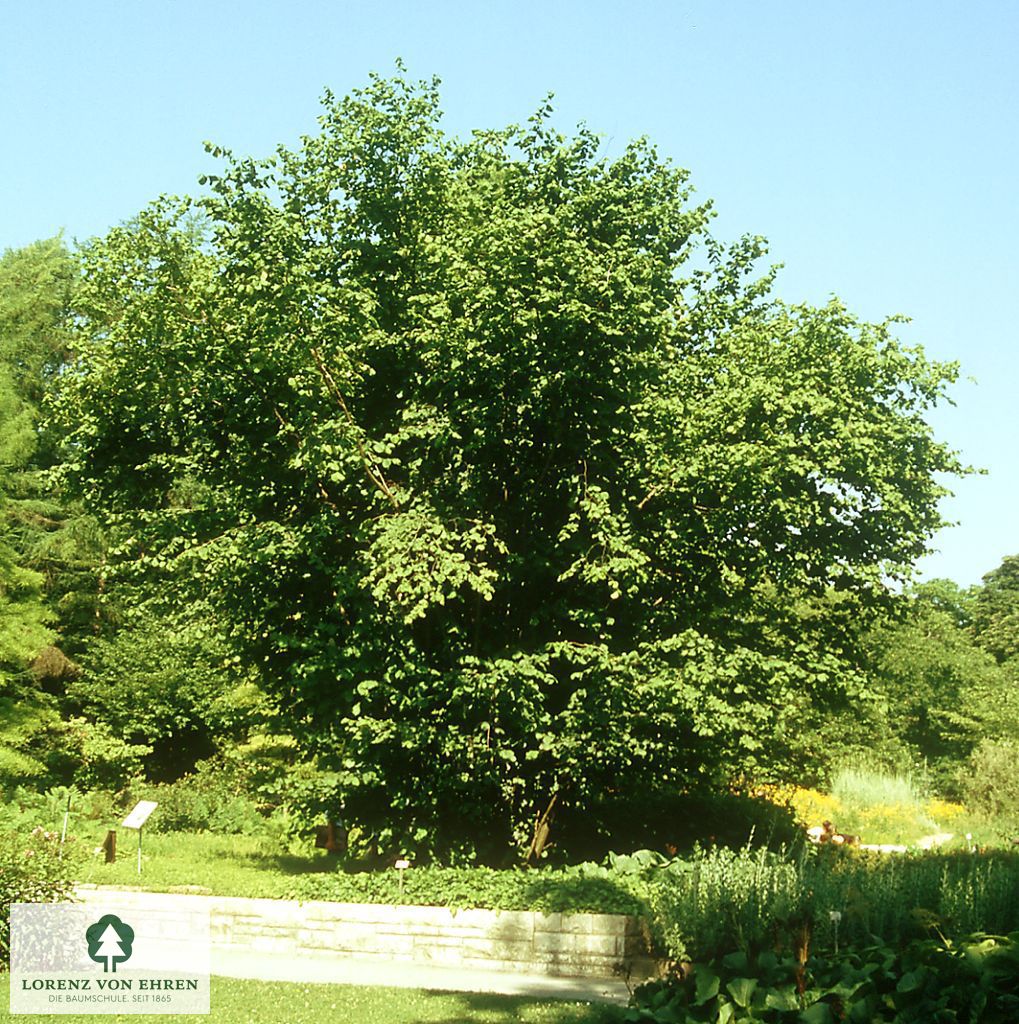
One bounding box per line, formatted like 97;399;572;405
283;863;645;917
615;844;1019;962
959;738;1019;827
130;760;267;836
0;826;78;966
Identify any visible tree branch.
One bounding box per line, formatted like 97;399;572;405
309;347;399;509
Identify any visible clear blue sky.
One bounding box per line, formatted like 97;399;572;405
4;1;1016;587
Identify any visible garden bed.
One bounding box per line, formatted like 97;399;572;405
69;832;1019;963
75;886;650;982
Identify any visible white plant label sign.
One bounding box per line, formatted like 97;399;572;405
121;801;158;830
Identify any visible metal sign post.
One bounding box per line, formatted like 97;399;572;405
59;792;71;859
120;801;158;875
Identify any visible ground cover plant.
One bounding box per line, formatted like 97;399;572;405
627;933;1019;1023
67;830;646;915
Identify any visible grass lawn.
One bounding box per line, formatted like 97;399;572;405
72;831;323;897
0;974;627;1023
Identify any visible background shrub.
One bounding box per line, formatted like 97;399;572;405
0;826;78;967
551;788;801;863
958;738;1019;826
130;759;266;835
62;719;151;791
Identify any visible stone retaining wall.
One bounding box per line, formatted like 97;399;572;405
76;888;648;979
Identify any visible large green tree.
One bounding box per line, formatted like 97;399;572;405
0;239;70;783
0;239;263;785
56;72;965;860
0;360;56;783
861;580;1017;787
970;555;1019;666
0;237;150;790
0;236;99;659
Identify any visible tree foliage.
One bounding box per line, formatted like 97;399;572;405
55;72;966;860
862;581;1017;785
970;554;1019;666
0;240;69;781
0;236;96;656
65;608;264;779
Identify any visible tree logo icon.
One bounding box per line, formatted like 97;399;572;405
85;914;135;973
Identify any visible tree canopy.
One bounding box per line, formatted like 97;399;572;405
54;72;966;860
970;555;1019;666
0;239;71;781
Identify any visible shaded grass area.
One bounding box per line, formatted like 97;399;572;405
74;832;335;897
0;975;627;1023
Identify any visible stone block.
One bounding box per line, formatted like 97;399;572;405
586;913;628;936
533;931;575;955
534;912;562;933
412;935;532;963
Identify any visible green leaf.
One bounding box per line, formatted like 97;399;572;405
799;1003;833;1024
725;977;757;1009
764;986;801;1011
721;951;751;974
693;966;720;1005
895;967;927;994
